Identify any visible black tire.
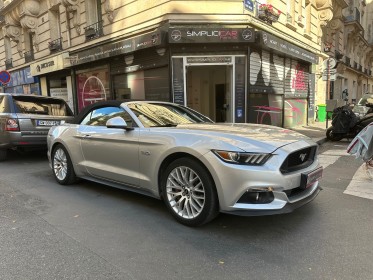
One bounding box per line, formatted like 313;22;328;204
161;157;219;226
326;127;344;141
51;144;77;185
0;149;7;161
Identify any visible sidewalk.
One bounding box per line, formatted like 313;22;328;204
291;120;329;145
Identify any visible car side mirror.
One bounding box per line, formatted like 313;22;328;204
106;116;134;131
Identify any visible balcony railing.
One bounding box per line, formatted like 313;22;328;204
345;7;361;24
48;37;62;52
24;51;34;63
5;58;12;69
84;21;103;40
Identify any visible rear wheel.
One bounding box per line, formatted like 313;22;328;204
161;157;219;226
0;149;7;161
326;127;344;141
52;144;77;185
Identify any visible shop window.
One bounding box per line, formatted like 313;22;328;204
77;66;110;111
112;67;169;102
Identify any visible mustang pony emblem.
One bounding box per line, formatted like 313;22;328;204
299;153;307;162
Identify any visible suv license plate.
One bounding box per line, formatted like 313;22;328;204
301;167;323;189
37;120;60;126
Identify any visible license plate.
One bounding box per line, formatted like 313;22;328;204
37;120;60;126
301;167;323;189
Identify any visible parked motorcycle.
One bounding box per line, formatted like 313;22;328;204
326;102;373;141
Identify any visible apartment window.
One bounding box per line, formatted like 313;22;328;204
297;0;304;26
24;33;34;63
85;0;103;39
304;0;311;35
48;7;62;52
85;0;101;25
286;0;296;27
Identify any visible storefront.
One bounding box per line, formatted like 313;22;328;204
70;31;168;112
4;67;40;95
247;32;318;127
168;27;318;127
36;25;318;128
169;27;255;123
30;52;73;111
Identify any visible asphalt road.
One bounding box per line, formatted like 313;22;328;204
0;144;372;280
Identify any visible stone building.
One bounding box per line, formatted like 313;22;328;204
0;0;370;127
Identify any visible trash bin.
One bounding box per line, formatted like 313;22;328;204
317;104;326;122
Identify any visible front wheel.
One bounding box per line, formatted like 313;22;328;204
52;144;77;185
326;127;344;141
161;157;219;227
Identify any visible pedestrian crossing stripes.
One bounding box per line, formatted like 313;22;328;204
318;148;373;200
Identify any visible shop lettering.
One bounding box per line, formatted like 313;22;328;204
40;61;55;69
186;30;238;39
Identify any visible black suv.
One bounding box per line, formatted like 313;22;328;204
0;93;73;161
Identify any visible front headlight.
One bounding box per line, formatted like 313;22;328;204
212;150;272;165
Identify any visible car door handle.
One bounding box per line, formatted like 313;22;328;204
83;134;92;138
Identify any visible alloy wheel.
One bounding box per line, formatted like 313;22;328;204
166;166;206;219
53;148;68;181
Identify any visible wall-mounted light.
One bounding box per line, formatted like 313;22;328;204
125;54;134;65
156;48;166;56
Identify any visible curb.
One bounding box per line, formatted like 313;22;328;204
316;137;328;146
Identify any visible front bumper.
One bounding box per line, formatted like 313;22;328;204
200;142;322;215
221;185;322;216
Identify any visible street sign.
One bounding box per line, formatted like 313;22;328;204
322;73;336;81
322;58;337;70
323;69;337;74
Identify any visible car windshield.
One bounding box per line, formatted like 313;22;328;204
12;96;72;116
357;94;373;106
127;102;213;127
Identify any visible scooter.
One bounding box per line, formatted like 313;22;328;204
326;102;373;141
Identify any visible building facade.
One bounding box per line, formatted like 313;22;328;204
0;0;369;128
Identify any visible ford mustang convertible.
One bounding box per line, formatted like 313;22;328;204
47;100;322;226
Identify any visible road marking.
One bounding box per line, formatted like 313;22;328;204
318;148;349;169
344;164;373;200
319;148;373;200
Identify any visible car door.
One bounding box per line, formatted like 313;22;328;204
79;106;140;187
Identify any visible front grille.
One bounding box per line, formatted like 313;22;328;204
280;146;317;174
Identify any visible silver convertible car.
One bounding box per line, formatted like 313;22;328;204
47;100;323;226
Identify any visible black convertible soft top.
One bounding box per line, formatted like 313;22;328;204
68;100;125;124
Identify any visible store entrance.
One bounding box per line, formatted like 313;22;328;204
186;65;232;122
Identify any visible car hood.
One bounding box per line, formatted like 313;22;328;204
174;123;311;151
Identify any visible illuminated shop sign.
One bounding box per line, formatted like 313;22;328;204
169;28;255;43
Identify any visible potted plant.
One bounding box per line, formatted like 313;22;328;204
258;3;282;23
